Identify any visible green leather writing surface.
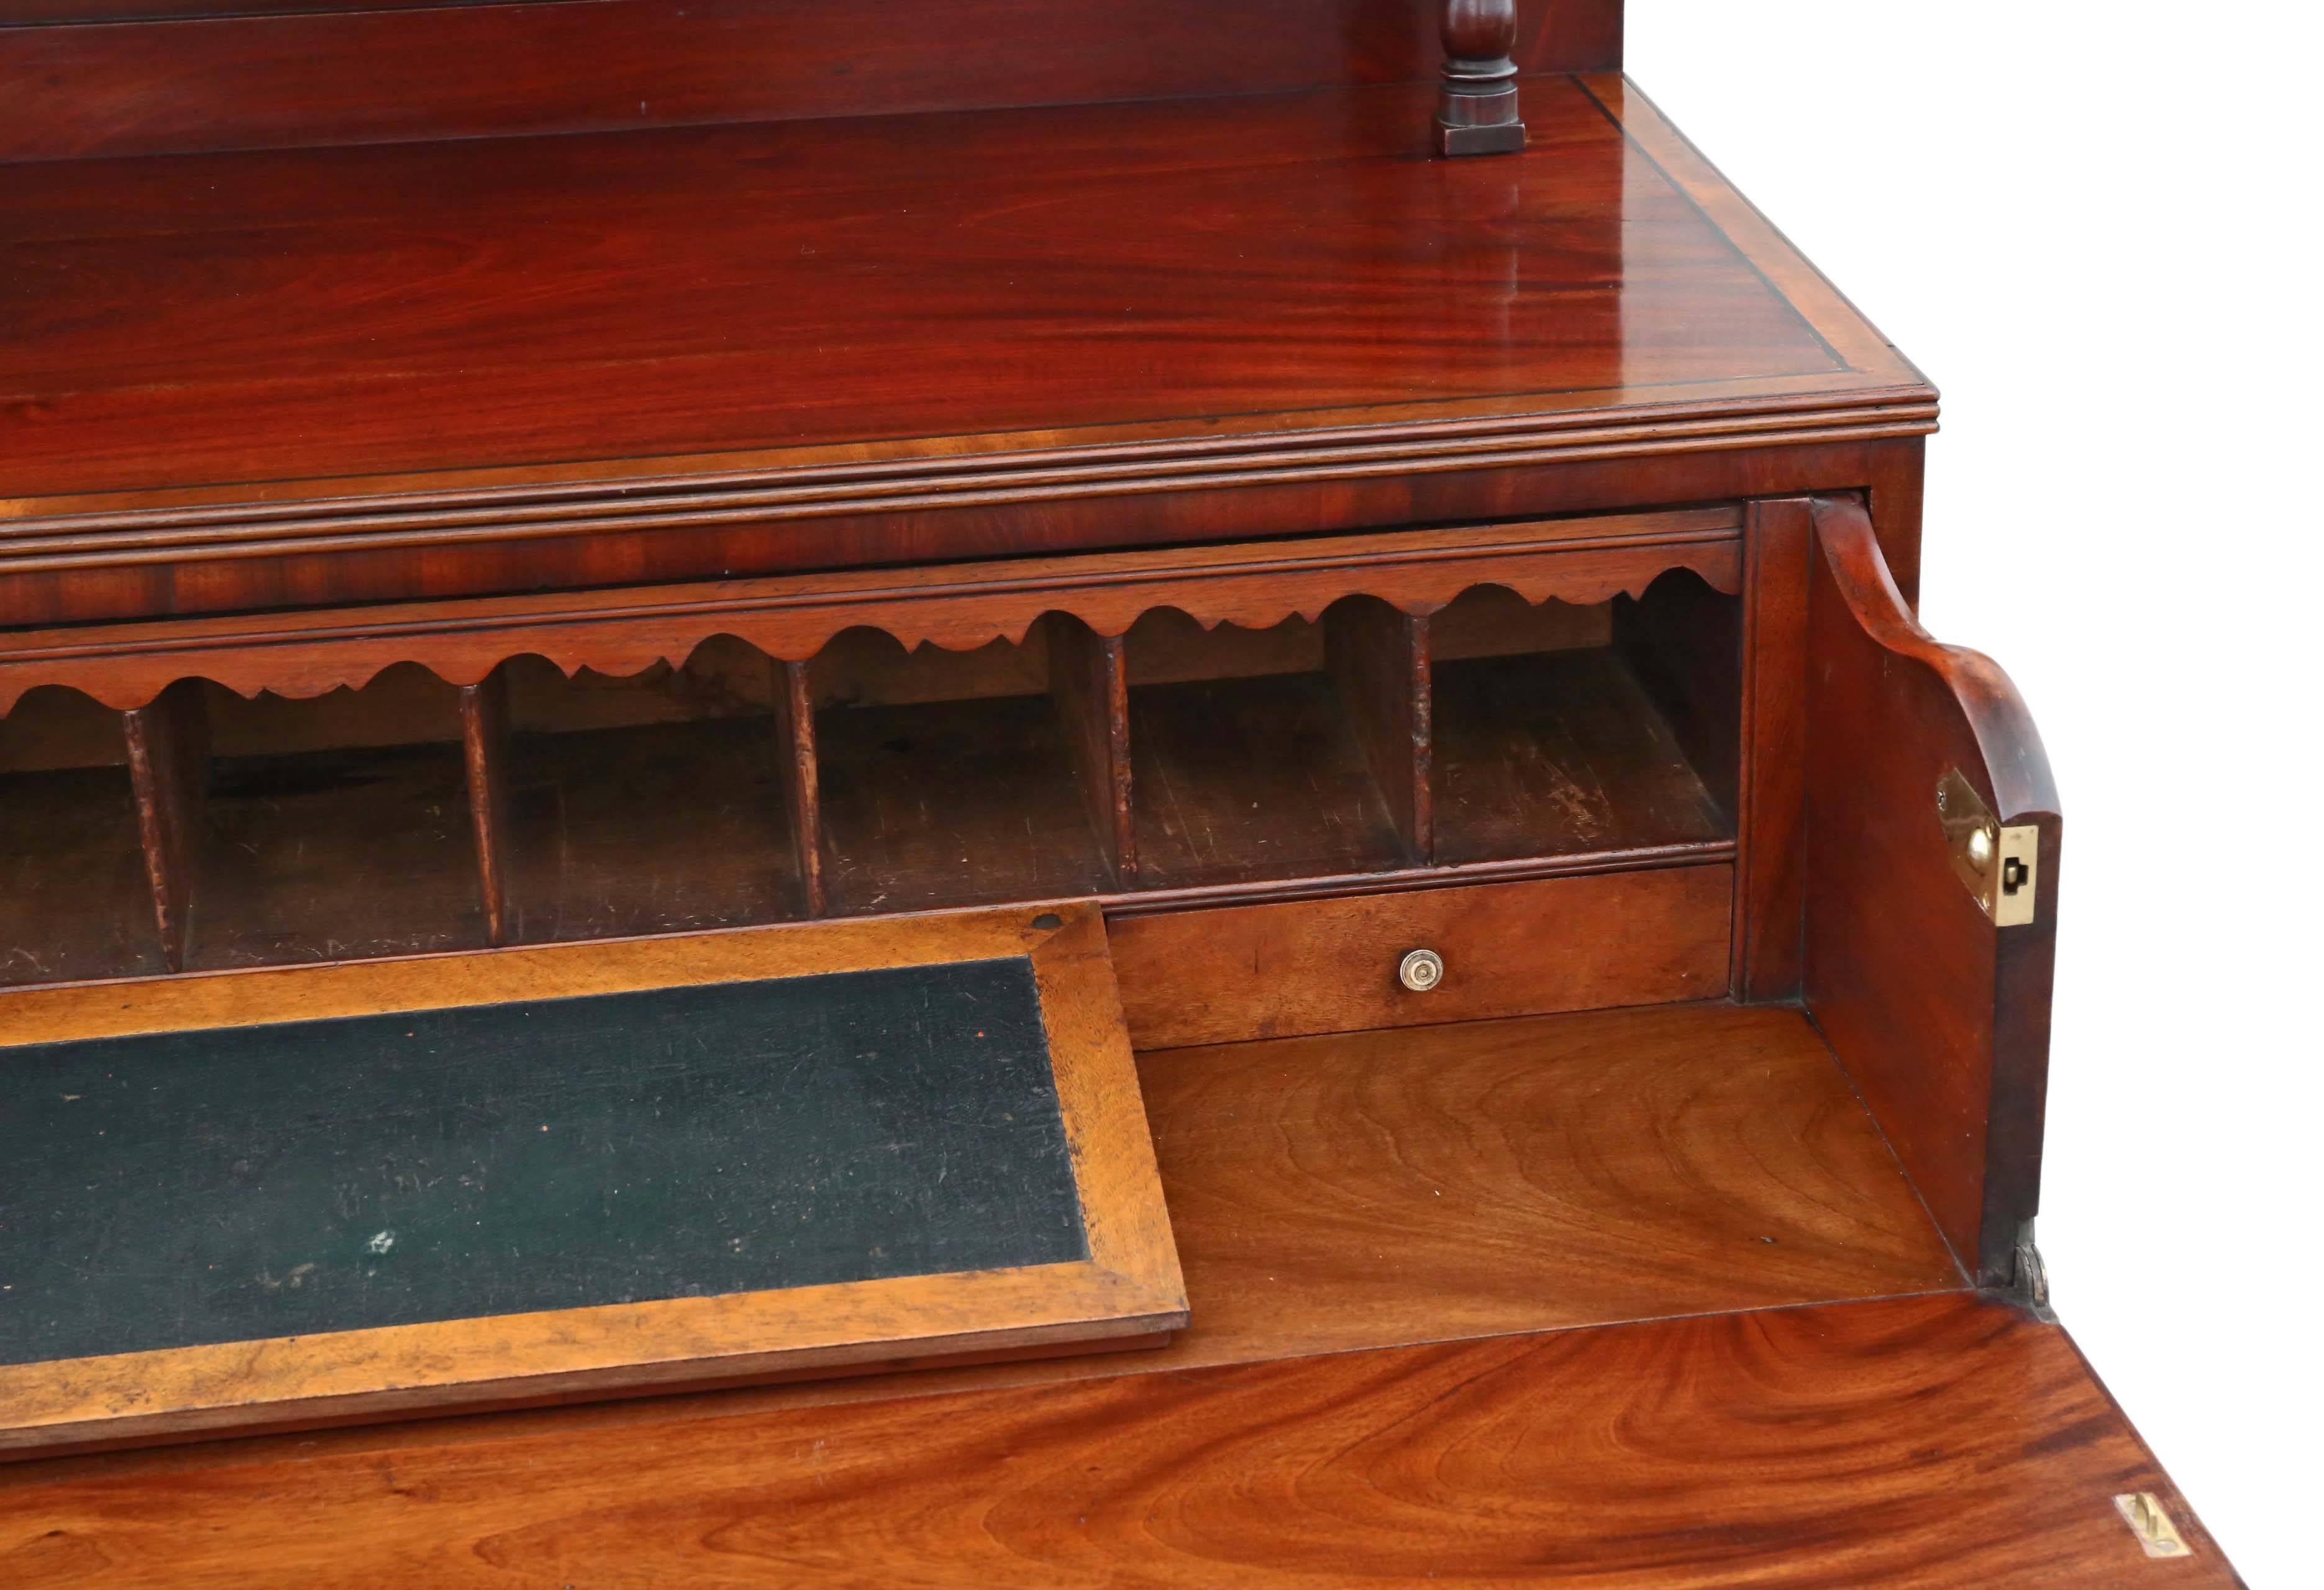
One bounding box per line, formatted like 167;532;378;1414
0;958;1082;1366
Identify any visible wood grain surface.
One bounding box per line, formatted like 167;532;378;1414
1112;868;1731;1048
0;764;162;989
816;693;1117;915
1135;1001;1960;1355
118;680;207;973
772;657;826;917
1046;615;1137;885
0;511;1739;716
0;0;1622;164
0;1292;2239;1587
0;510;1747;988
1611;567;1742;826
1;998;1955;1451
0;78;1928;606
1731;496;1813;998
1325;596;1433;860
1433;645;1731;865
0;441;1929;635
1803;496;2061;1284
455;668;513;945
499;717;806;943
1128;670;1411;890
1;1001;1971;1511
0;84;1844;503
187;739;489;972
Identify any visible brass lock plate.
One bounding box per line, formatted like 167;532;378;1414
1935;767;2039;927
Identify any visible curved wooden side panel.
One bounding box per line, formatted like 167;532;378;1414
1803;494;2060;1287
0;511;1738;716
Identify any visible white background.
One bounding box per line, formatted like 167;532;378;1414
1629;4;2320;1582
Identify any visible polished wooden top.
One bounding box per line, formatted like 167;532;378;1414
1;76;1930;539
3;1007;2233;1585
0;1297;2231;1585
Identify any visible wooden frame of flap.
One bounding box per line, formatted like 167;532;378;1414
0;901;1185;1458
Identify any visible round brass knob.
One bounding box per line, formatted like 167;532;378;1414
1398;948;1445;993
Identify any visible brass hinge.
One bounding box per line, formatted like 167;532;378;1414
1936;767;2039;926
2114;1492;2192;1558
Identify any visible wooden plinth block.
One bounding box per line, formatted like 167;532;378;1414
1435;0;1526;155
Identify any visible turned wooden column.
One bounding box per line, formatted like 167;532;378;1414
1436;0;1526;157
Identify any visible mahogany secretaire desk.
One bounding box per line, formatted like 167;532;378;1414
0;1;2241;1584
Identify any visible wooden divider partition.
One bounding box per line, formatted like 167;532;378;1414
119;680;207;973
0;507;1745;975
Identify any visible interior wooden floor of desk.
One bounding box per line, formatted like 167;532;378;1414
0;1001;2234;1588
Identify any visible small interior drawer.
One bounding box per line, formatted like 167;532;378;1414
1109;866;1733;1050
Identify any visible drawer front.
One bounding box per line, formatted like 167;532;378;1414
1109;866;1732;1051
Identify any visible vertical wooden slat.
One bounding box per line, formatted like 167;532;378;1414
1044;614;1136;886
121;678;211;974
1733;497;1813;1000
458;668;514;947
773;656;827;916
1324;596;1431;863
